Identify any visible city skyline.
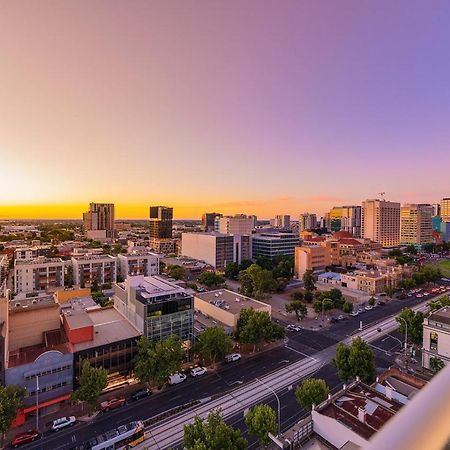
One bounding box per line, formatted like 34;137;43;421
1;1;450;219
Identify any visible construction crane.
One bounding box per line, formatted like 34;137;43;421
379;192;386;200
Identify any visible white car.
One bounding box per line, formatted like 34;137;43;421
365;305;373;311
287;325;301;332
350;311;359;317
52;416;76;431
190;367;207;377
225;353;241;363
168;373;187;385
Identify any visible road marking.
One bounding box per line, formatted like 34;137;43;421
71;435;76;443
285;345;317;361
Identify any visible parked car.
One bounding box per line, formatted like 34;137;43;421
100;396;126;412
365;305;373;311
131;388;151;401
190;367;208;377
350;311;359;317
168;372;187;385
11;430;40;448
337;315;345;321
225;353;241;363
52;416;76;431
377;301;386;306
287;324;301;332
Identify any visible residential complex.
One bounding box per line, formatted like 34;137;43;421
214;214;254;235
71;254;117;287
117;251;159;279
400;204;433;245
422;306;450;370
149;206;176;254
362;199;400;247
299;213;317;232
113;275;194;342
14;257;64;294
14;245;52;260
83;202;115;240
252;231;300;260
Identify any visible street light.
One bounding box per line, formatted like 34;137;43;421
397;316;408;352
255;377;280;437
35;375;39;432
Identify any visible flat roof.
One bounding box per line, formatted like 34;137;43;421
138;275;185;296
71;254;116;261
195;289;269;315
63;309;94;329
15;257;63;265
429;306;450;325
9;295;58;313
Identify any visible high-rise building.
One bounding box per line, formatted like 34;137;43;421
431;203;441;217
328;206;362;237
252;232;300;260
362;199;400;248
273;215;291;229
299;213;317;232
400;204;433;245
440;198;450;222
215;215;254;235
149;206;173;239
202;212;222;231
83;203;115;240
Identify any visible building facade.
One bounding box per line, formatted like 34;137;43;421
294;245;330;279
400;204;433;245
149;206;173;239
71;254;117;287
202;212;222;231
440;198;450;222
422;306;450;370
14;257;64;294
15;245;52;260
117;251;159;279
362;199;400;248
214;215;254;235
299;213;317;232
328;206;362;237
252;232;300;260
273;215;291;229
83;203;115;240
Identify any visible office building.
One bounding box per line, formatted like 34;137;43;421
215;215;254;235
181;232;250;269
432;215;442;232
299;213;317;232
431;203;441;217
362;199;400;247
400;204;433;245
14;257;64;294
149;206;173;239
71;254;117;287
273;215;290;229
441;222;450;242
83;203;115;240
252;232;300;260
114;276;194;342
117;251;159;279
294;245;330;279
328;206;362;237
422;306;450;370
202;212;222;232
440;198;450;222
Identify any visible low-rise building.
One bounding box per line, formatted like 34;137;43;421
14;257;64;294
422;306;450;370
252;232;300;260
71;254;117;287
294;245;330;279
194;289;271;333
14;245;52;260
117;251;159;279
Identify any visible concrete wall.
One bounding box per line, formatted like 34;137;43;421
181;234;218;267
55;288;91;304
194;297;236;328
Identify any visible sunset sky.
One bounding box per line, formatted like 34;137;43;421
1;1;449;219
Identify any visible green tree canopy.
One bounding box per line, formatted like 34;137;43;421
245;404;277;446
396;308;424;345
303;270;316;292
224;262;241;280
428;295;450;312
195;327;233;365
197;271;225;288
239;264;277;299
71;360;107;409
285;301;307;321
342;300;353;313
167;264;185;280
0;385;25;443
184;409;247;450
332;337;376;383
134;335;184;387
429;356;445;373
295;378;330;411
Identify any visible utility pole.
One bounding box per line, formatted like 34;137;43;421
36;375;39;432
255;377;281;437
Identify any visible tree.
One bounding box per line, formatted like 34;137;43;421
224;262;241;280
368;297;375;306
285;301;307;321
290;291;304;302
195;327;233;365
238;271;253;296
245;404;277;446
167;264;185;280
428;295;450;312
0;385;25;444
295;378;329;411
342;300;353;313
303;270;316;292
71;360;107;410
240;264;277;299
65;265;74;288
406;244;418;255
134;335;184;387
332;337;376;383
396;308;424;345
304;290;314;303
184;409;247;450
429;356;445;373
91;278;99;293
197;271;224;288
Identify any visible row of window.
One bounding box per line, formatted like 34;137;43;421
27;380;68;397
25;364;72;380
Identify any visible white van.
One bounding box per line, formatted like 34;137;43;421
168;373;187;385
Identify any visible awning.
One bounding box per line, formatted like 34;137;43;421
23;394;70;414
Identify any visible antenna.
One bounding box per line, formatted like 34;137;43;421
379;192;386;200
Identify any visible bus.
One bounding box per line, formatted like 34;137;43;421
85;421;145;450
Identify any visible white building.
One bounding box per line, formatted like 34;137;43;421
273;215;290;229
422;306;450;370
362;199;400;248
214;215;254;235
117;251;159;279
299;213;317;232
14;245;52;260
71;254;117;287
14;257;65;294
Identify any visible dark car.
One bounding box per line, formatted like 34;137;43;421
11;430;40;448
377;301;386;306
131;388;151;401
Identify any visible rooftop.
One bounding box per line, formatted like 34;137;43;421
14;257;63;266
71;254;116;261
134;275;185;297
428;306;450;325
318;272;341;281
9;294;58;313
195;289;269;315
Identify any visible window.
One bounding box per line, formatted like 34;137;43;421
430;332;438;351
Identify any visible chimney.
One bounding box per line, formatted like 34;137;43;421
358;407;366;423
385;385;393;400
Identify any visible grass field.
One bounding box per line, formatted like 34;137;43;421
436;260;450;277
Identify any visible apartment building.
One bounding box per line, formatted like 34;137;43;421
149;206;173;239
328;205;362;237
114;276;194;342
422;306;450;370
400;204;433;245
273;215;291;229
117;251;159;279
362;199;400;247
440;198;450;222
299;213;317;232
14;245;52;260
294;245;331;279
252;232;300;259
214;215;254;235
202;212;222;231
83;202;115;240
71;254;117;287
14;257;64;294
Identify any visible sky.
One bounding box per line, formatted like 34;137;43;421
1;1;449;219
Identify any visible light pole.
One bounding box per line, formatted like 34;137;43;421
35;375;39;432
255;377;280;437
397;316;408;352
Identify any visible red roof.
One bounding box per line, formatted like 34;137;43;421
333;231;353;238
338;238;364;246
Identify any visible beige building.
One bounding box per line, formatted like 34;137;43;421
117;251;159;279
400;204;433;245
422;306;450;370
299;213;317;232
71;254;117;287
215;215;254;235
194;289;271;333
440;198;450;222
294;245;331;279
362;199;400;247
14;257;65;294
273;215;290;229
83;202;115;240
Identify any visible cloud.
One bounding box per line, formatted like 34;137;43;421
306;195;344;203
